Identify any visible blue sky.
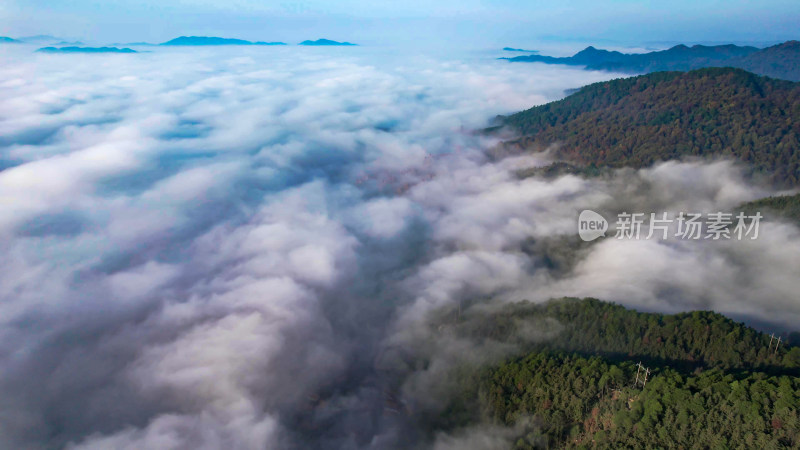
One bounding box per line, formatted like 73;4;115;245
1;0;799;47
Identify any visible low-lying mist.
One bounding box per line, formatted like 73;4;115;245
0;46;797;449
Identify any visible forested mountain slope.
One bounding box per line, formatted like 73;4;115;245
731;41;800;82
499;68;800;185
431;298;800;449
485;353;799;448
503;41;800;81
738;193;800;224
442;298;800;371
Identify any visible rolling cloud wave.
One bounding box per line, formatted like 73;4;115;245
0;47;797;448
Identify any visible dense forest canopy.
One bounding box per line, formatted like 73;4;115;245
484;353;799;448
738;193;800;224
429;298;800;449
436;298;800;371
499;68;800;186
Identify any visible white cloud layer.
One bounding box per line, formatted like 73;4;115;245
0;46;797;449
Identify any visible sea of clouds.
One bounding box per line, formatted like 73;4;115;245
1;45;799;449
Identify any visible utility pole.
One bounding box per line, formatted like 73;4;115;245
634;362;650;388
634;361;642;387
775;336;782;355
769;333;775;351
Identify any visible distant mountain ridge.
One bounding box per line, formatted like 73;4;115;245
19;35;64;43
36;47;137;54
160;36;287;46
503;41;800;81
299;39;356;46
499;67;800;185
112;42;156;47
732;40;800;83
503;47;538;53
0;37;20;43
